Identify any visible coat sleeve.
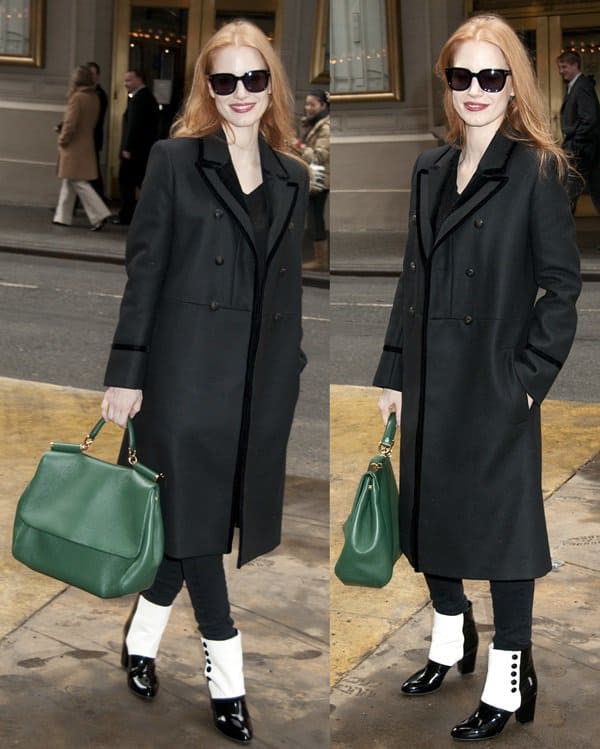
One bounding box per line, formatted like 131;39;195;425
103;141;174;388
372;158;421;391
58;95;81;147
513;163;582;404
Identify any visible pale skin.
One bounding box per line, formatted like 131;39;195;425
378;40;533;425
102;45;272;428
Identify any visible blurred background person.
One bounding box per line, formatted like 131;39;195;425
113;69;159;225
53;65;111;231
86;61;109;203
557;50;600;213
296;89;330;270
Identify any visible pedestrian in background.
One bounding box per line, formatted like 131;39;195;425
101;19;309;744
557;50;600;214
86;61;109;202
296;89;330;270
375;14;580;742
113;69;159;225
53;65;111;230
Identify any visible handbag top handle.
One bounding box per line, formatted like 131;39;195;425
379;413;396;457
84;418;138;464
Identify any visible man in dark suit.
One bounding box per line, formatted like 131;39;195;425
115;69;159;225
86;61;109;202
557;50;600;213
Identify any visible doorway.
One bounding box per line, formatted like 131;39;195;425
471;2;600;216
107;0;280;198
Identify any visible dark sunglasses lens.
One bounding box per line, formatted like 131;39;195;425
243;70;269;92
447;68;471;91
211;74;236;95
478;70;506;92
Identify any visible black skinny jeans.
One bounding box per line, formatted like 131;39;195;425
143;554;236;641
425;573;535;651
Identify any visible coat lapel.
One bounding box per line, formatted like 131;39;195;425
196;133;256;248
419;132;516;259
258;136;299;262
196;131;300;263
417;145;455;262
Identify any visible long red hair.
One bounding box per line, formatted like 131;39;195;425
171;19;295;155
436;14;568;178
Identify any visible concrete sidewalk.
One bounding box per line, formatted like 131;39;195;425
0;204;329;288
330;385;600;749
0;377;329;748
331;215;600;279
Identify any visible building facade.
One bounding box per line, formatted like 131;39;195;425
330;0;600;249
0;0;321;206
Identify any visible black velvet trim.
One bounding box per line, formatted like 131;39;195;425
383;345;403;354
525;343;562;369
111;343;149;353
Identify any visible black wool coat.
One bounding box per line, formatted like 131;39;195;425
104;134;309;567
373;131;581;580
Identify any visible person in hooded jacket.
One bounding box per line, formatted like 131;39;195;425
375;14;581;743
296;89;330;270
101;20;309;744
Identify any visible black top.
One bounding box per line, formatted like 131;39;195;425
218;160;270;274
433;150;486;237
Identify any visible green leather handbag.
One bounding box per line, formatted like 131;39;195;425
334;413;401;587
12;418;164;599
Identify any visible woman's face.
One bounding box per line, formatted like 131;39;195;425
208;45;271;132
304;95;325;118
450;40;514;137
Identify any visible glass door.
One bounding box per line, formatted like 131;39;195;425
507;10;600;215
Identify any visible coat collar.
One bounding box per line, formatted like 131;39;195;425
196;129;298;262
417;129;516;260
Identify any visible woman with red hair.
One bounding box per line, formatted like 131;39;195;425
375;14;580;741
101;20;308;743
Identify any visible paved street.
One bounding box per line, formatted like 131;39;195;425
0;253;329;478
330;274;600;748
0;251;329;748
331;276;600;402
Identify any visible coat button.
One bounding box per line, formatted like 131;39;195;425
209;301;219;311
279;266;287;275
408;305;415;316
215;255;225;265
214;209;224;218
288;221;294;231
463;315;473;325
465;267;475;277
474;217;484;228
409;212;417;225
409;260;417;271
273;312;282;321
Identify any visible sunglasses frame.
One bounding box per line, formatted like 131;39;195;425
445;67;512;93
208;69;271;96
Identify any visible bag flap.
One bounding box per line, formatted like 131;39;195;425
16;451;160;559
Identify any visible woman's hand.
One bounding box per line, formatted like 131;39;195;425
101;387;143;428
378;388;403;426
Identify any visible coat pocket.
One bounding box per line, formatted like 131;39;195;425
506;349;531;425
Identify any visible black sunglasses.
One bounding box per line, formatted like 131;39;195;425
208;69;270;96
445;67;512;93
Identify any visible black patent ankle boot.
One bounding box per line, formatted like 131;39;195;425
203;633;253;743
451;644;537;741
211;697;253;743
402;602;478;695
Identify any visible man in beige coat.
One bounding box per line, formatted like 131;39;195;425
53;65;111;230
